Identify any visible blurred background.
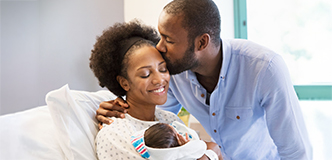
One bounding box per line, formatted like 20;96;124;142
0;0;233;115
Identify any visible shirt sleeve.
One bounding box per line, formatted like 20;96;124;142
157;87;182;115
258;55;312;159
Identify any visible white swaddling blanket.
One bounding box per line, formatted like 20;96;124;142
131;121;218;160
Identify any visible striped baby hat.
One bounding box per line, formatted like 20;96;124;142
131;130;150;159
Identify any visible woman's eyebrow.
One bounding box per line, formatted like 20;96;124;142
159;61;166;66
136;61;166;71
137;66;151;71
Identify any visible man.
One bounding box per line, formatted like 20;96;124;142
96;0;312;159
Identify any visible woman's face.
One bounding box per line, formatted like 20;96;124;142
122;45;170;106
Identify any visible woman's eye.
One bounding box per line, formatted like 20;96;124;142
160;68;168;73
140;74;150;78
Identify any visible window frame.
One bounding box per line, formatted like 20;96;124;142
233;0;332;100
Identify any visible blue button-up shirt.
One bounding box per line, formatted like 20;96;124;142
158;39;312;160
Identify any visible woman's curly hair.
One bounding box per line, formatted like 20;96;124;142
89;20;160;97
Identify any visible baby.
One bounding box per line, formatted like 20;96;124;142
131;121;218;160
144;122;191;148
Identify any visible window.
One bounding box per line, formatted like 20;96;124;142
247;0;332;86
233;0;332;159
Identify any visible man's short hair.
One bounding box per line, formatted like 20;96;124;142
164;0;221;46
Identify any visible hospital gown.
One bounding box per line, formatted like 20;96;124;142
95;108;182;160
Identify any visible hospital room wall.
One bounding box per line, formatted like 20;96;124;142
0;1;124;115
0;0;234;115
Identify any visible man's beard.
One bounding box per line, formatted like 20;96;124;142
162;43;199;75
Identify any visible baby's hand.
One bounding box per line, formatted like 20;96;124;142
176;133;190;145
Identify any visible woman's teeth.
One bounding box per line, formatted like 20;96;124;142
153;87;165;93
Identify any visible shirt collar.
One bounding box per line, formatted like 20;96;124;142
185;70;200;86
220;39;231;80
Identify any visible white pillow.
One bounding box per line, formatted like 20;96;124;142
46;84;116;160
0;106;66;160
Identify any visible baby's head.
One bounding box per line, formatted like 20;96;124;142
131;122;196;159
144;123;180;148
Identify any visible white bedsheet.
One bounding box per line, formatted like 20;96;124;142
0;106;66;160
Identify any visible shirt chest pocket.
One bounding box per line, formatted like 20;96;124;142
225;107;253;121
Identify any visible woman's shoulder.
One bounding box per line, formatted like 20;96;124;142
101;114;159;133
95;117;145;160
101;117;129;128
155;108;182;124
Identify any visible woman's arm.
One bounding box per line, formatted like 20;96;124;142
96;119;145;160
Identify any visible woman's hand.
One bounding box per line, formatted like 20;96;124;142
96;97;129;129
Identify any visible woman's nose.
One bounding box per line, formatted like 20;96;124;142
156;40;166;53
152;73;164;85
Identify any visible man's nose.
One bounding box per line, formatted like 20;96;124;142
156;40;166;53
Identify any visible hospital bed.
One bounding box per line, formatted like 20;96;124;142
0;84;116;160
1;84;330;159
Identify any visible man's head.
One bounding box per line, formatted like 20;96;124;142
156;0;221;75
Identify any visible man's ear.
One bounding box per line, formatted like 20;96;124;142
196;33;210;51
117;75;130;91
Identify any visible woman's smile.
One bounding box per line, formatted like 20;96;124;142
149;86;166;95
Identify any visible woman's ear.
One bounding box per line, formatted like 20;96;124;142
117;75;130;91
196;33;210;51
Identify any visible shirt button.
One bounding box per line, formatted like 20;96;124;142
214;130;217;133
236;115;240;119
212;112;216;116
201;94;205;97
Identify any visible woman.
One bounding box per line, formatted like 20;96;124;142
90;20;220;160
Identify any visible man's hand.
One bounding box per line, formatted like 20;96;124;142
206;142;223;160
198;142;223;160
96;97;129;129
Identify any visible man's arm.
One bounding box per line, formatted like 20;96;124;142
199;142;223;160
259;55;312;159
96;87;182;126
96;97;129;127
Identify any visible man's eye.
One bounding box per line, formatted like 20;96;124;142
166;40;174;44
